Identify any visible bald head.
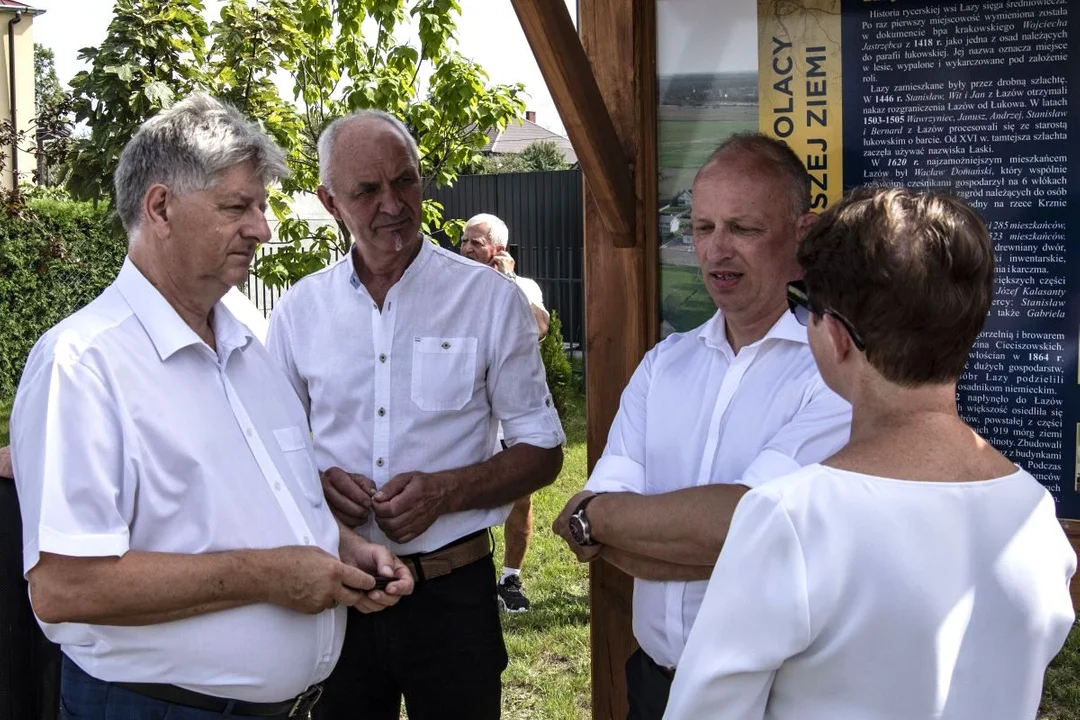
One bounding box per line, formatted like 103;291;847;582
697;133;810;221
318;110;420;194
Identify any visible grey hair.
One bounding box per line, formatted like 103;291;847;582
114;92;288;232
317;110;420;193
464;213;509;251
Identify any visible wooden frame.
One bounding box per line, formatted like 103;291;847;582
512;1;658;717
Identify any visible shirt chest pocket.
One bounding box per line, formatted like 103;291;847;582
272;426;324;507
411;336;478;412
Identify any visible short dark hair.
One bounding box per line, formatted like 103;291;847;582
797;187;994;385
699;132;811;218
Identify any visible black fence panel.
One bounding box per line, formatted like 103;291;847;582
244;169;584;360
427;169;584;356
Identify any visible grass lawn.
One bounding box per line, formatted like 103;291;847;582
1;391;1076;717
493;391;592;719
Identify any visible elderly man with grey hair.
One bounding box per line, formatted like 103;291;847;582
10;93;413;720
266;109;565;719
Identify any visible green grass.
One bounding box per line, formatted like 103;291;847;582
659;119;758;169
1041;621;1080;719
492;392;591;719
660;264;716;333
1;390;1076;718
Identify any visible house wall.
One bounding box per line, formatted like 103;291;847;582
0;12;36;191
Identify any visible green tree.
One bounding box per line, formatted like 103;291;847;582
64;0;526;286
477;138;569;174
34;45;65;112
33;45;74;187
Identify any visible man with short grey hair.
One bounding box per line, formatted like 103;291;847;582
11;93;413;720
461;213;550;614
268;110;565;719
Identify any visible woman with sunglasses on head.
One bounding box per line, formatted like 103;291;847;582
665;187;1076;720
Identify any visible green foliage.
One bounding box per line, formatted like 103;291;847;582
34;45;65;113
477;139;570;174
0;198;125;398
66;0;211;205
540;310;573;416
64;0;526;286
33;45;74;187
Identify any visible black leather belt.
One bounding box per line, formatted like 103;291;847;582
114;681;322;718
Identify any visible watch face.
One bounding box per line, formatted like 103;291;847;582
568;515;587;546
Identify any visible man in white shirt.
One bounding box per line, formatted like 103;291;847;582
553;134;853;719
266;111;565;720
10;93;412;720
461;213;549;614
462;213;550;339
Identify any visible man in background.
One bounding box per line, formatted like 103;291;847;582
462;213;550;613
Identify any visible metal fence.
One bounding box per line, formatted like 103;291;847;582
243;168;585;356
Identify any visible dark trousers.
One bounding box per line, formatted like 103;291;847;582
59;656;290;720
626;648;674;720
1;476;61;720
316;553;507;720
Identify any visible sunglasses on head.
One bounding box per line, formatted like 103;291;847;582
786;280;867;351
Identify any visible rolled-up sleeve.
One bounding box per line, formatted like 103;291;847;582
584;348;656;495
488;283;565;449
12;357;131;575
741;378;851;489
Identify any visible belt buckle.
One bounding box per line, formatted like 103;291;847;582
289;685;323;717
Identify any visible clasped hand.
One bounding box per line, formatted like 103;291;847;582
322;466;448;544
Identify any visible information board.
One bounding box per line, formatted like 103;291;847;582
658;0;1078;518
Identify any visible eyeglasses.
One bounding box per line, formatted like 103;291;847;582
786;280;867;351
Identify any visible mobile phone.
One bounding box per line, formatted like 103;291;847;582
371;575;391;591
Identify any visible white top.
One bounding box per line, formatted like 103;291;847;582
585;311;851;667
222;287;269;343
266;239;565;555
511;274;548;318
11;259;345;703
666;465;1077;720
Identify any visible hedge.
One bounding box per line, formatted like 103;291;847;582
0;199;126;399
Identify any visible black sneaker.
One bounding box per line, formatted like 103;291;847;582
497;574;530;613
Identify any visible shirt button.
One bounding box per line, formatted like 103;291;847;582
376;458;385;467
441;341;451;349
545;397;552;407
245;428;254;437
274;482;282;491
379;354;387;363
303;536;311;545
377;407;386;417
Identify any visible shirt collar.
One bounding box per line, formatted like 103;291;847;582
115;257;254;362
698;307;809;353
348;235;435;291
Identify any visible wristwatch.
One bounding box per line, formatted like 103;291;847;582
568;494;600;546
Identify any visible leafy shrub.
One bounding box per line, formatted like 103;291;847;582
540;310;573;417
0;198;125;398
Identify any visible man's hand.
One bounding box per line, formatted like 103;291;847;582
339;532;414;613
553;491;601;562
322;467;376;527
372;471;448;544
0;446;11;479
264;546;372;614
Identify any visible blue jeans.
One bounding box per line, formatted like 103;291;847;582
60;655;291;719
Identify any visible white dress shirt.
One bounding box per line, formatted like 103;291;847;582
222;287;269;343
11;259;345;703
585;310;851;668
266;240;565;556
666;465;1077;720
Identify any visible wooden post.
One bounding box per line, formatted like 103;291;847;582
580;1;658;717
510;1;659;716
